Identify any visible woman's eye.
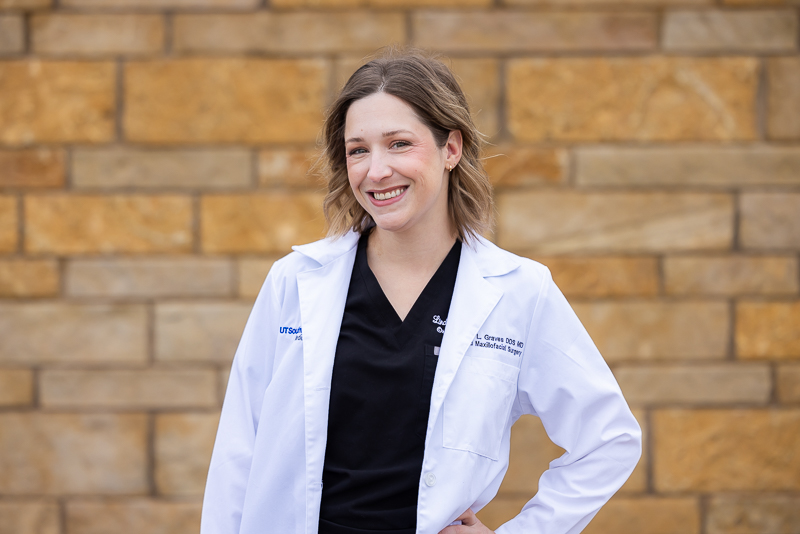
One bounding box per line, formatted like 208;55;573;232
347;147;366;156
391;141;410;149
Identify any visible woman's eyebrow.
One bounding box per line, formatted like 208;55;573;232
345;129;413;144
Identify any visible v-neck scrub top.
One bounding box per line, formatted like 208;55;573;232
318;232;462;534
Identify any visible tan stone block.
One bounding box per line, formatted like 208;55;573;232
0;501;59;534
155;412;219;496
451;59;500;137
0;413;147;494
258;148;320;189
32;14;163;56
155;302;251;364
273;0;489;6
66;257;233;298
0;14;23;54
737;301;800;360
722;0;798;4
62;0;260;8
174;12;404;54
614;363;771;406
25;195;192;254
663;10;798;52
0;368;33;406
619;408;647;493
576;146;800;187
653;409;800;491
505;0;711;5
0;61;114;144
237;257;279;299
125;59;326;144
768;57;800;140
583;497;700;534
0;0;51;8
508;57;757;142
201;193;325;254
66;500;200;534
73;147;252;189
0;303;147;365
476;496;530;531
740;193;800;250
495;414;565;495
572;301;729;362
708;495;800;534
0;195;18;252
0;149;64;189
777;364;800;403
665;255;799;296
498;191;733;253
0;259;59;298
531;256;659;298
483;146;565;188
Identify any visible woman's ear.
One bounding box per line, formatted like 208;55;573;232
445;130;463;169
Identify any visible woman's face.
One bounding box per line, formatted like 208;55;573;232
344;92;461;237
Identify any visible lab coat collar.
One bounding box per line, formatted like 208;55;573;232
291;232;360;267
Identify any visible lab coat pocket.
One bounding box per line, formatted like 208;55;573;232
443;356;519;460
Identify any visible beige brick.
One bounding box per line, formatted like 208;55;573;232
576;146;800;187
477;495;534;532
620;408;647;493
583;497;700;534
32;14;163;56
258;148;320;189
614;364;771;406
73;147;252;189
508;57;757;142
0;303;147;365
0;368;33;406
0;14;23;55
777;364;800;403
708;495;800;534
653;409;800;491
0;196;18;252
0;0;51;8
498;191;733;254
126;59;326;144
495;414;565;495
505;0;711;5
0;149;64;188
573;301;729;362
238;257;279;298
768;57;800;140
451;59;500;137
0;61;114;144
201;193;325;254
483;147;566;188
0;259;59;297
0;501;59;534
174;12;404;54
66;258;233;298
0;413;147;494
740;193;800;250
273;0;489;6
665;255;799;296
722;0;797;5
155;412;219;496
663;10;798;52
155;302;251;364
737;301;800;360
531;256;659;298
41;369;218;409
66;500;200;534
414;11;655;52
25;195;192;254
62;0;258;8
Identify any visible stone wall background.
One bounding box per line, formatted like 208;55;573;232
1;0;799;533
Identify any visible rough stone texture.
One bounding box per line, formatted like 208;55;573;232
572;301;729;362
0;303;147;365
0;196;17;252
0;413;147;494
155;302;251;363
530;256;659;298
576;146;800;187
664;255;799;296
0;14;23;55
66;500;201;534
0;0;51;7
66;258;233;298
768;57;800;140
25;195;193;254
736;301;800;360
483;147;566;188
777;364;800;403
0;368;33;406
273;0;489;6
62;0;257;7
708;495;800;534
201;193;325;254
413;12;657;52
73;147;252;189
237;257;279;298
493;414;565;495
508;57;758;142
125;59;327;144
31;14;163;56
614;364;771;406
583;497;700;534
155;412;219;496
450;59;500;137
258;148;320;189
505;0;712;4
653;409;800;491
0;259;59;297
498;191;733;254
174;12;404;54
0;61;115;145
0;501;60;534
740;193;800;249
663;10;798;52
0;149;64;188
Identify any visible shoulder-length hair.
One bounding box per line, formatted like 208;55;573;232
320;48;494;243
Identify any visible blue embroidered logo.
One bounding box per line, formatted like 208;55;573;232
279;326;302;340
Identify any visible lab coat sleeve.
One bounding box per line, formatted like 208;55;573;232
497;269;642;534
201;266;282;534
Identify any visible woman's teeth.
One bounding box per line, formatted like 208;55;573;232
373;188;405;200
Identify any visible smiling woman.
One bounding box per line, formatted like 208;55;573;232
201;48;642;534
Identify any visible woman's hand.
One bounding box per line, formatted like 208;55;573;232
438;509;496;534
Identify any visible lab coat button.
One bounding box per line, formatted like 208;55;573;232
424;472;436;487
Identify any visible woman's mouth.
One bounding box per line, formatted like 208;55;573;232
370;187;407;201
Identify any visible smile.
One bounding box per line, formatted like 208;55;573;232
370;187;407;201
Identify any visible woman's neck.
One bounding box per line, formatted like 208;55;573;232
367;223;457;273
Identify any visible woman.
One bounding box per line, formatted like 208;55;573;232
201;50;641;534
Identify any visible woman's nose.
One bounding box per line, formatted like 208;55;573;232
366;153;392;182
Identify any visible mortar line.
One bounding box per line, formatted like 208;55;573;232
115;60;125;143
147;301;156;366
147;412;157;497
16;194;23;255
22;11;31;55
164;11;174;56
496;57;509;144
732;191;741;252
644;408;654;494
405;10;413;46
192;193;201;255
699;494;709;534
727;298;736;362
756;57;768;141
58;498;67;534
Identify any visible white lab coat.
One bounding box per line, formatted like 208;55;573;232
201;231;641;534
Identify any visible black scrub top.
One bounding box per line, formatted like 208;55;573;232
318;231;462;534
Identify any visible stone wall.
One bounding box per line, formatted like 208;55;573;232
1;1;799;533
